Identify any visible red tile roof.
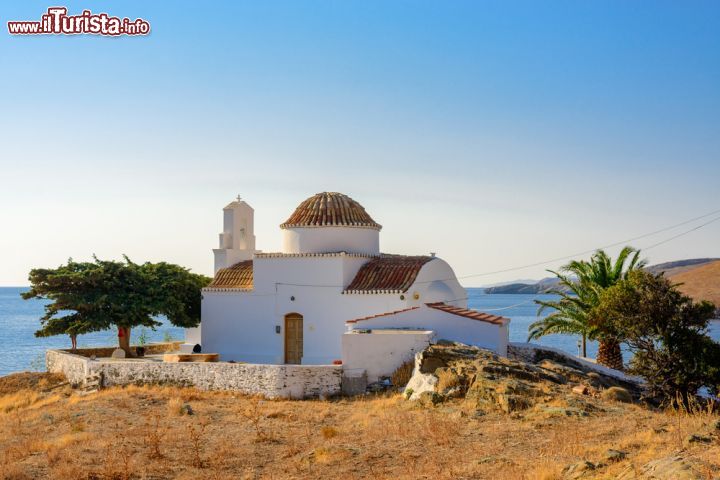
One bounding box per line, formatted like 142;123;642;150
346;307;420;324
426;302;508;325
280;192;382;230
344;255;434;294
207;260;253;289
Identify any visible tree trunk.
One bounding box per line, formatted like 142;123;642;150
117;327;134;357
582;335;587;358
596;339;623;371
70;334;77;350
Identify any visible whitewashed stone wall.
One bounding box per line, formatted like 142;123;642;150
342;330;435;383
46;349;90;385
46;350;342;399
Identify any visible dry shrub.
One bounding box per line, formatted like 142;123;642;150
186;419;208;468
665;394;718;449
391;360;415;387
97;437;136;480
601;387;632;403
143;415;166;459
240;398;274;443
207;438;243;471
320;425;338;439
167;397;191;416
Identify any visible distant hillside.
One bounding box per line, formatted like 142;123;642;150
646;258;718;277
668;260;720;310
484;277;561;294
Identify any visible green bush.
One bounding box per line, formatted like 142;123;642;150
592;270;720;405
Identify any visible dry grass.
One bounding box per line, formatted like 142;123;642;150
390;360;414;387
670;259;720;307
0;373;718;479
436;368;462;392
0;372;65;396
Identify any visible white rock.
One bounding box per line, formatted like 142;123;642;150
111;348;126;359
405;352;438;400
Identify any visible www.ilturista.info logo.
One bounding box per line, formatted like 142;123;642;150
7;7;150;36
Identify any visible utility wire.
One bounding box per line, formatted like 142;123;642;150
272;208;720;288
212;208;720;291
452;211;720;281
642;215;720;251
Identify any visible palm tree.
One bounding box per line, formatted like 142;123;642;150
528;246;647;370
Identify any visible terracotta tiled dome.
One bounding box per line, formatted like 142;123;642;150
280;192;381;230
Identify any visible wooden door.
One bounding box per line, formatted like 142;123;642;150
284;313;303;364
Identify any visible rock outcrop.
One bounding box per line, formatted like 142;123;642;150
405;341;643;416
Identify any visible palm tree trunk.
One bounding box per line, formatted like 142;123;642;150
596;339;623;371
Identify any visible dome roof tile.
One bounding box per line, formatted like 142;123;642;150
280;192;381;230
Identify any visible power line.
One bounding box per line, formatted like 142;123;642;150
642;215;720;251
452;210;720;281
241;207;720;290
471;297;539;311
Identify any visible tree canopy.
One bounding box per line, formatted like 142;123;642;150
529;246;646;369
591;269;720;404
23;257;211;354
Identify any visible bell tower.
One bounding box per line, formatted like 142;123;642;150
213;196;260;273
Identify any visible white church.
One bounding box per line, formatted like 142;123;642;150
185;192;509;365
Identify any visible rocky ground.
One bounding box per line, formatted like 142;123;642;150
406;342;643;416
0;345;718;479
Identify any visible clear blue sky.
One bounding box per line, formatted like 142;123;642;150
1;1;718;286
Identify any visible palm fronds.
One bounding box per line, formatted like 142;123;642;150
529;246;646;344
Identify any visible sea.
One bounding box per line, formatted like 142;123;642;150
1;287;718;377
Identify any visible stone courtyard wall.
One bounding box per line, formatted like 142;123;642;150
46;349;342;399
62;342;182;359
46;349;89;385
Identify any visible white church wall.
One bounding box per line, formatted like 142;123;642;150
281;226;380;255
253;255;348;292
254;255;406;364
274;284;412;365
348;307;509;356
341;330;436;383
200;254;481;365
409;258;467;307
202;255;413;365
201;292;283;363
